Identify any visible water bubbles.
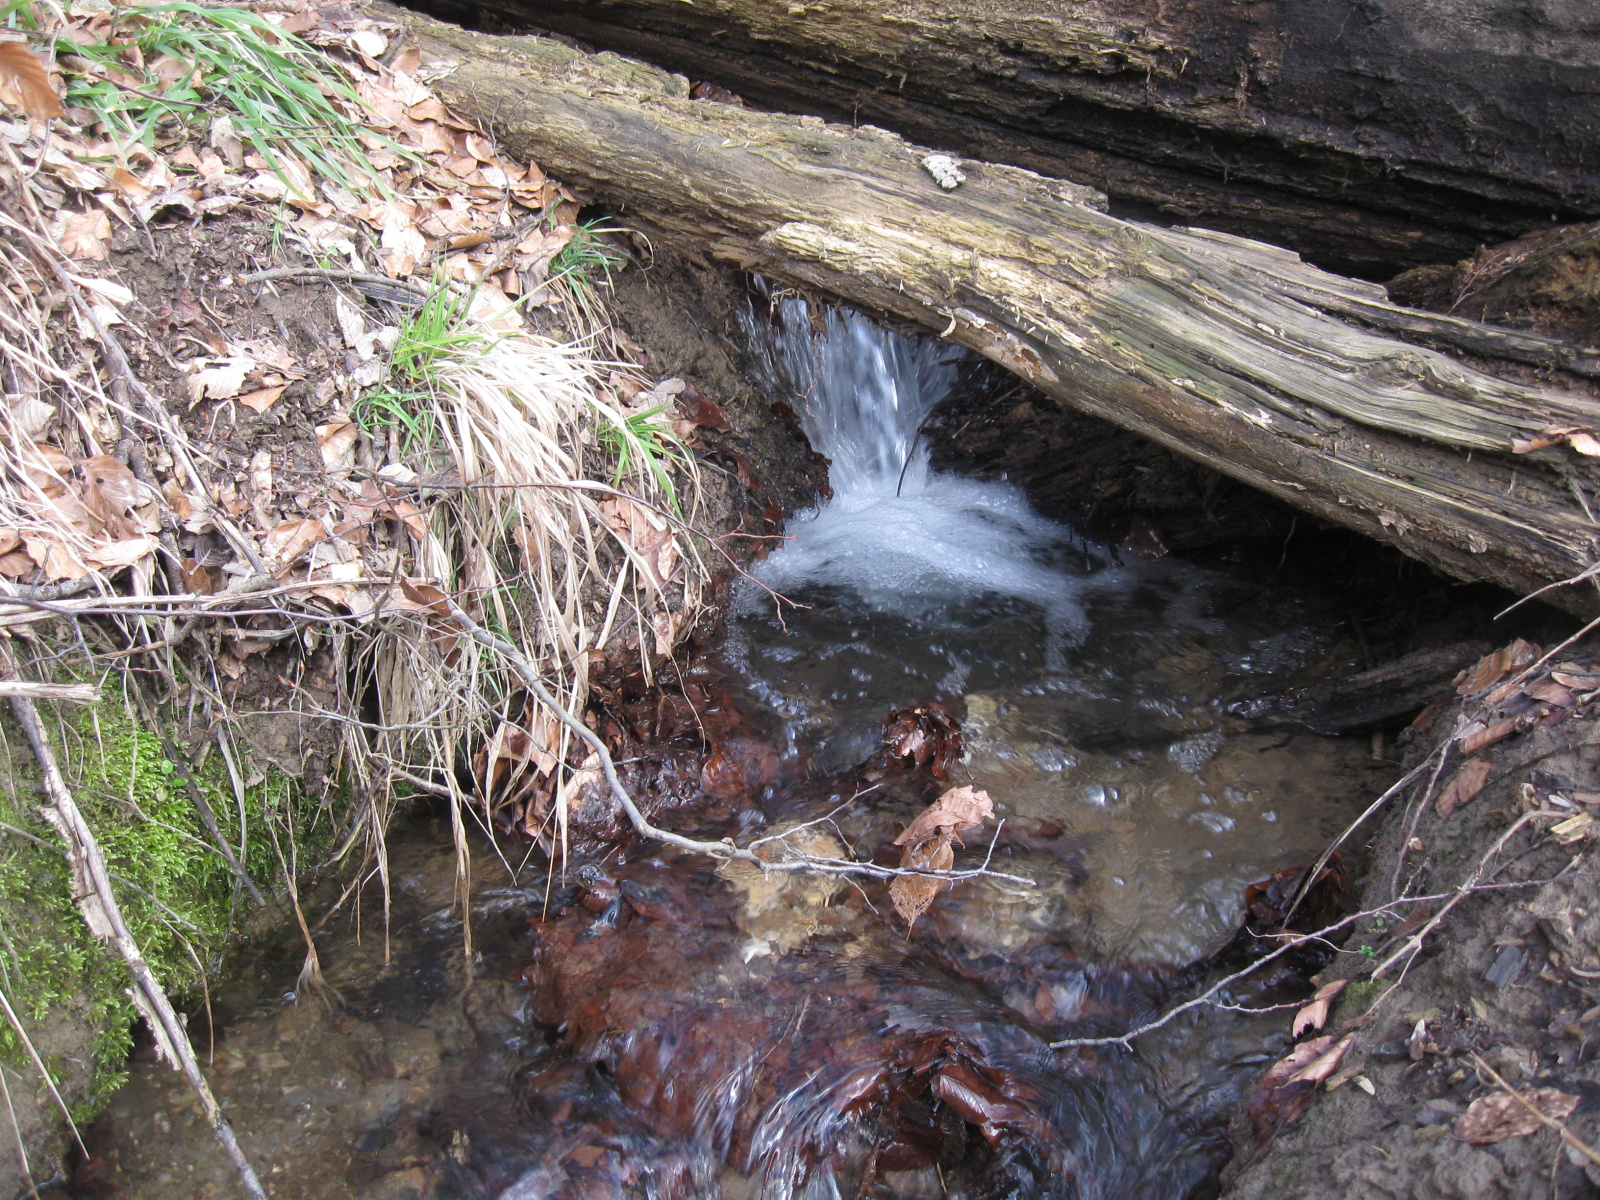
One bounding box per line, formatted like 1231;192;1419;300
1029;747;1078;772
1261;810;1279;822
1168;729;1224;776
1189;810;1235;834
1082;783;1118;807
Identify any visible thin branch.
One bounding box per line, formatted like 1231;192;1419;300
1048;897;1435;1051
438;592;1034;887
1468;1051;1600;1168
9;696;268;1200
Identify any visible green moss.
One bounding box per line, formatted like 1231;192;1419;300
0;699;333;1110
1339;978;1384;1017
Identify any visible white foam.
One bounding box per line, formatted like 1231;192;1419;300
743;292;1109;653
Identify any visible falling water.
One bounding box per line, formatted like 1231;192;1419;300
88;292;1387;1200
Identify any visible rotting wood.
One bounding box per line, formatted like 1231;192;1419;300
387;6;1600;616
409;0;1600;275
1228;642;1491;736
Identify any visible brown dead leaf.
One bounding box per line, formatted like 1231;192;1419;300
1437;756;1493;818
894;785;995;849
1291;979;1347;1038
0;41;65;120
889;829;955;929
238;385;286;414
262;519;325;568
81;535;154;571
397;578;453;618
1456;639;1540;696
883;701;964;778
0;550;34;578
316;421;358;472
1249;1034;1353;1149
1524;678;1576;707
52;208;111;260
180;558;219;595
187;357;251;403
677;388;734;433
600;496;677;588
1453;1088;1577;1144
1460;716;1520;756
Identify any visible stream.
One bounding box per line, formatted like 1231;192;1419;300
82;295;1400;1200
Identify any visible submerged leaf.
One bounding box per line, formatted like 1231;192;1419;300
889;829;954;929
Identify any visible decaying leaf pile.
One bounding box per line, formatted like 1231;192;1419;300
0;0;718;925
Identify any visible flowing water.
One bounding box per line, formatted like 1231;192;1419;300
84;296;1399;1200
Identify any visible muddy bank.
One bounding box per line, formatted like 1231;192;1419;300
1218;641;1600;1199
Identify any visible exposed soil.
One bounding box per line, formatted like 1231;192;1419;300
1220;647;1600;1200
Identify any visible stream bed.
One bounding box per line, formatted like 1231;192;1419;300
82;297;1402;1200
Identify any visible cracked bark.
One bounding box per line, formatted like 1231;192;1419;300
386;5;1600;617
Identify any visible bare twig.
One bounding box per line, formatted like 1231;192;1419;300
439;593;1034;887
0;682;97;703
9;696;268;1200
1371;807;1565;979
1048;896;1437;1051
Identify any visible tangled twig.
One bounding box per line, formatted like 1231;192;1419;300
439;593;1034;888
10;695;268;1200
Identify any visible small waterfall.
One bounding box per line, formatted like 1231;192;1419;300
742;290;1108;646
748;291;961;497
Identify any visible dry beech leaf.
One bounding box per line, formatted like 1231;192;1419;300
1569;432;1600;456
187;358;250;403
0;41;65;120
1460;716;1520;756
1291;979;1347;1038
1456;639;1540;696
52;208;112;261
262;518;325;567
1249;1034;1353;1148
1453;1088;1577;1144
889;829;954;929
894;786;995;849
82;535;155;570
316;421;358;471
1436;756;1493;818
237;385;287;414
180;558;219;596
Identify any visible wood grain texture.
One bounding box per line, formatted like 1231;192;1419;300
409;0;1600;275
387;5;1600;615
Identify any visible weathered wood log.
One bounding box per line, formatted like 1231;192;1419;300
387;6;1600;616
1227;642;1491;736
409;0;1600;277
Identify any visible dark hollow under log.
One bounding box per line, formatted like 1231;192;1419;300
387;5;1600;617
1228;641;1492;736
406;0;1600;278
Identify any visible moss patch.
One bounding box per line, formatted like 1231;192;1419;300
0;699;334;1111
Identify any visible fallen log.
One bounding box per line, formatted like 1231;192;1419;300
409;0;1600;276
388;7;1600;616
1227;641;1492;736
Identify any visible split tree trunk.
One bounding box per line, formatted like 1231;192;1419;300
389;7;1600;617
407;0;1600;278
